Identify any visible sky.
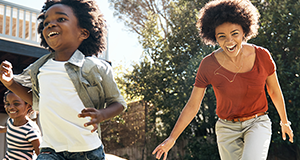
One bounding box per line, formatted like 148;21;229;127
9;0;143;70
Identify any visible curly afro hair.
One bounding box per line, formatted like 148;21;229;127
196;0;260;46
37;0;107;56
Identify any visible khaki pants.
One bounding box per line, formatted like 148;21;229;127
216;115;271;160
0;113;9;159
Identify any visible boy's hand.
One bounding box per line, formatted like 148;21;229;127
0;61;14;86
78;108;104;133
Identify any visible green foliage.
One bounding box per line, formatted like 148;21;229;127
184;136;219;160
250;0;300;158
111;0;300;159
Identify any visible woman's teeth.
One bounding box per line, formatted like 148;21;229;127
227;45;236;52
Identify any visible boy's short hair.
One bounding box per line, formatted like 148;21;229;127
196;0;260;46
37;0;107;56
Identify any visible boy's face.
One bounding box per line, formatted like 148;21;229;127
42;4;88;53
4;93;29;121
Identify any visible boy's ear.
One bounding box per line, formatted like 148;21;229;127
80;29;90;40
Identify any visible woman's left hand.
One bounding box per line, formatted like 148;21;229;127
281;124;294;143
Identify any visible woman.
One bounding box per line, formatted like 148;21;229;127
152;0;293;160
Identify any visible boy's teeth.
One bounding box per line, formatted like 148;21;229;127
48;32;59;37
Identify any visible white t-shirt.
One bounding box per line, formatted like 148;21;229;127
38;58;101;152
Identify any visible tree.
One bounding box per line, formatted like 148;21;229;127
251;0;300;159
110;0;220;159
110;0;300;159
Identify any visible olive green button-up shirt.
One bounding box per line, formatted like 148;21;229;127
15;50;127;111
14;50;127;136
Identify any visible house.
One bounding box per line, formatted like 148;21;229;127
0;0;48;158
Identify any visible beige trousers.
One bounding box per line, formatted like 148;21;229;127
216;115;272;160
0;113;9;159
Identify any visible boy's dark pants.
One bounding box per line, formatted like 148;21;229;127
37;145;105;160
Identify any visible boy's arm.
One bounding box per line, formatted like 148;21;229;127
0;126;7;133
96;102;124;121
6;81;33;105
78;102;124;133
78;59;126;132
0;61;33;105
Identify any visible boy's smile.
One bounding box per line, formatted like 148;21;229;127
42;4;88;61
47;31;60;38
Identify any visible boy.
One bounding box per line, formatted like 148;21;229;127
0;0;127;159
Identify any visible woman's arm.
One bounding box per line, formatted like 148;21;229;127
152;86;206;160
266;72;293;143
0;126;7;133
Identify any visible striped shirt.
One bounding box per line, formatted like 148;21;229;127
4;117;41;160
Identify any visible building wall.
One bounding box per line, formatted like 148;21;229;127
0;113;9;159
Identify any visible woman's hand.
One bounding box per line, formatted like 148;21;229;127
0;61;14;87
281;122;294;143
152;137;176;160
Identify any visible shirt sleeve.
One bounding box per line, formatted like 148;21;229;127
26;122;41;142
257;46;276;76
26;129;40;142
194;55;211;88
97;61;127;111
13;65;32;88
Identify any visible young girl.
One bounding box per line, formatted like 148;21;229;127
0;90;41;160
0;0;126;159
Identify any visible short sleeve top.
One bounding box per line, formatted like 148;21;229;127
194;45;276;119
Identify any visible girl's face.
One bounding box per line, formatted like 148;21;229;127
215;22;245;57
42;4;88;54
4;93;29;121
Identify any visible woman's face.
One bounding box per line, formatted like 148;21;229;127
215;22;245;57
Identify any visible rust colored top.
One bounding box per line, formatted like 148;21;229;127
194;45;276;119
